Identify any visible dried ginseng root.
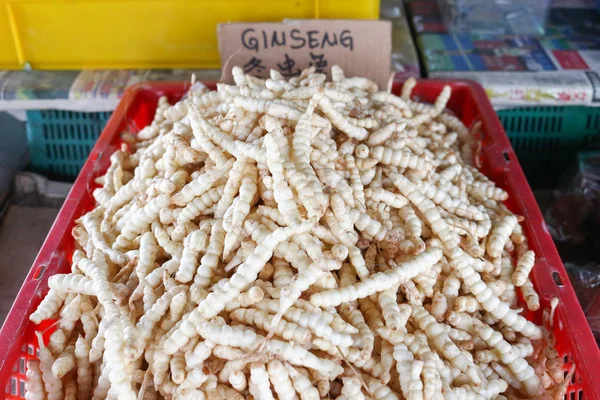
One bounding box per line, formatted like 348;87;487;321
26;66;568;399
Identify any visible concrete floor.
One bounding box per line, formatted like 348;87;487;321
0;205;60;324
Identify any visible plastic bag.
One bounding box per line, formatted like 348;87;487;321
565;263;600;342
537;150;600;261
537;149;600;342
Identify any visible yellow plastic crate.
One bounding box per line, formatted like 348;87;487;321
0;0;379;70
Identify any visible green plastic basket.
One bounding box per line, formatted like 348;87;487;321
497;106;600;188
26;110;112;181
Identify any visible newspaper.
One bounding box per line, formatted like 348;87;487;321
409;0;600;107
0;69;215;113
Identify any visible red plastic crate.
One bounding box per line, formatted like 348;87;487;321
0;80;599;399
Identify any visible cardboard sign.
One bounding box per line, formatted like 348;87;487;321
218;20;392;89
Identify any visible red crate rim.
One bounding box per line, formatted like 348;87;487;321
0;79;598;398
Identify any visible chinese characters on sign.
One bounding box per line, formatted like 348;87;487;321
242;57;266;74
242;53;328;78
277;54;300;78
309;53;328;73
